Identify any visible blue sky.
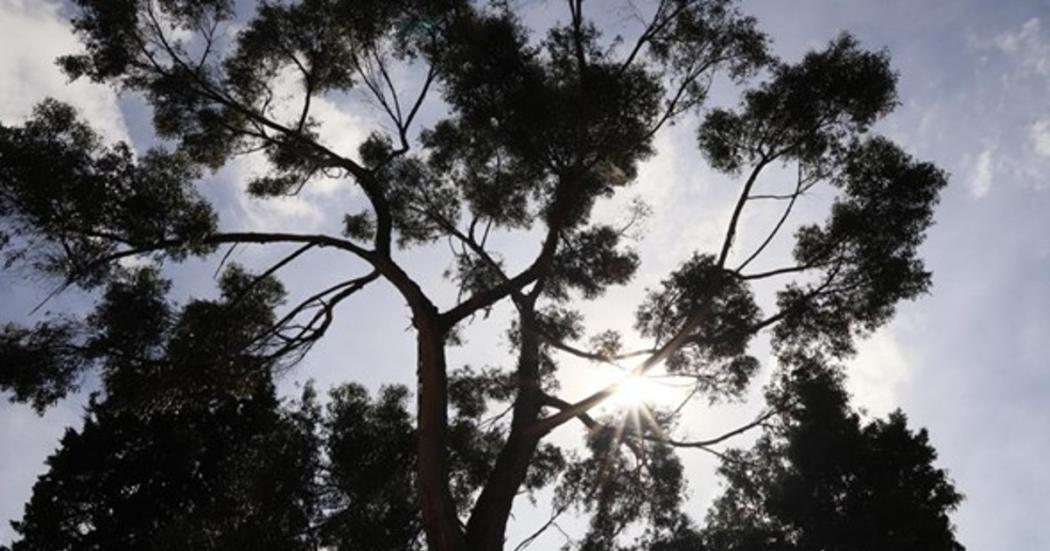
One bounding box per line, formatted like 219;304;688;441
1;0;1049;548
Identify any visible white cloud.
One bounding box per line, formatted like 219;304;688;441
263;65;375;194
971;149;994;198
221;152;327;233
995;18;1038;52
994;17;1050;77
1030;119;1050;158
630;126;730;270
0;0;129;143
847;328;910;418
216;64;381;233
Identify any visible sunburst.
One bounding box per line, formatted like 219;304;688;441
609;373;677;410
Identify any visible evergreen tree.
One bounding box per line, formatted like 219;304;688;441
702;362;964;551
8;267;320;550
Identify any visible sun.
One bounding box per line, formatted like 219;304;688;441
609;374;675;409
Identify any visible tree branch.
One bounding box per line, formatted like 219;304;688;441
734;162;804;273
649;409;775;449
512;500;572;551
261;272;378;361
716;157;770;268
531;306;791;436
248;272;379;354
226;243;315;306
541;333;656;365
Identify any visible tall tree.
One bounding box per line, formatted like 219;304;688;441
0;1;955;549
6;267;321;550
702;361;965;551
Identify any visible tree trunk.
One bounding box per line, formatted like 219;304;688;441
463;428;541;550
462;312;544;550
415;313;464;551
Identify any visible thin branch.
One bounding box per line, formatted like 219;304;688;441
213;243;240;278
616;0;675;77
513;501;571;551
258;271;379;360
734;162;804;273
350;50;402;131
541;393;600;430
394;64;437;154
373;47;404;126
643;57;722;140
716;157;771;268
734;246;841;280
542;334;656;365
480;404;514;429
249;272;378;350
531;305;791;436
652;409;776;449
226;243;315;307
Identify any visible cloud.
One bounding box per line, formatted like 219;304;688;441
995;18;1038;52
627;125;734;270
847;328;910;418
970;149;994;198
218;152;327;233
0;0;129;143
994;17;1050;78
1030;119;1050;158
214;64;379;234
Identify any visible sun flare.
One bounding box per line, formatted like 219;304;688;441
609;374;676;409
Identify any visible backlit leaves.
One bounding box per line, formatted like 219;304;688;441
636;254;761;398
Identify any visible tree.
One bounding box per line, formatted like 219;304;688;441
702;361;964;551
6;267;321;551
5;266;555;550
0;1;955;550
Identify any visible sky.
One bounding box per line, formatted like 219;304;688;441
1;0;1049;548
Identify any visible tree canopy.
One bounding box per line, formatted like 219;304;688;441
0;1;961;550
702;362;964;551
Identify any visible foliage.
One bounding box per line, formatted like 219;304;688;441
0;100;215;287
0;1;961;550
703;362;965;551
7;267;318;551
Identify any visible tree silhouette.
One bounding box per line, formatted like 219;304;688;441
702;361;964;551
5;267;559;550
0;1;959;549
7;267;321;550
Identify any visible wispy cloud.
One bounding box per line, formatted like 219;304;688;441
1030;119;1050;158
995;17;1050;77
971;149;994;198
